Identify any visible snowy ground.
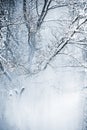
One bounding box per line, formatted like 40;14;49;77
4;66;84;130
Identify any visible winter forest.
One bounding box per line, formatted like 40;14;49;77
0;0;87;130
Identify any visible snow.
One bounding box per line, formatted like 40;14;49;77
4;66;83;130
0;1;85;130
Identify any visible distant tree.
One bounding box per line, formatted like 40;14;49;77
1;0;87;75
